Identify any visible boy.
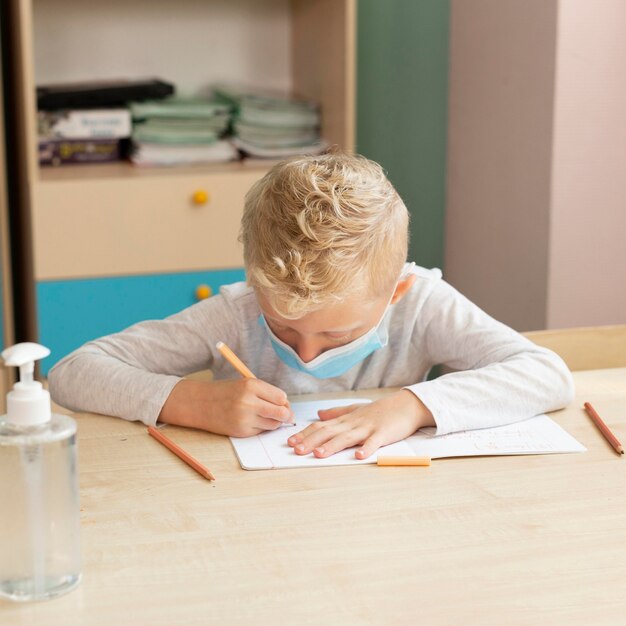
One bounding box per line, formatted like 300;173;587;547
49;153;574;459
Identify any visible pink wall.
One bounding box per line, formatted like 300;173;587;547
445;0;626;331
445;0;557;331
547;0;626;327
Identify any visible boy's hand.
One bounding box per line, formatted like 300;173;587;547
287;389;435;459
158;378;294;437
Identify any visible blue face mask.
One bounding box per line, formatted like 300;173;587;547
258;304;391;380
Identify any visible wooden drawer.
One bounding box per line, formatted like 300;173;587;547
37;267;245;374
32;169;266;280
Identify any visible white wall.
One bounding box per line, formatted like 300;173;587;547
33;0;292;95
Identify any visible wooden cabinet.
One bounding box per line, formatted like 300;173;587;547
8;0;355;371
32;167;264;280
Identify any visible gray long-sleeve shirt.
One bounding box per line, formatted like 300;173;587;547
48;265;575;435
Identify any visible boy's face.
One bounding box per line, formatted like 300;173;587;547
256;275;415;363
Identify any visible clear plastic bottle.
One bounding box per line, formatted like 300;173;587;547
0;343;81;601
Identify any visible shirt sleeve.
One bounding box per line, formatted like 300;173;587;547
404;280;575;435
48;294;239;426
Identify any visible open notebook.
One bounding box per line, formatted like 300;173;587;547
230;398;586;470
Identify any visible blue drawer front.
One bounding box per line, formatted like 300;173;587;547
37;268;245;374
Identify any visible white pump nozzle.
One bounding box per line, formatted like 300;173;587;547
2;342;51;384
1;342;52;426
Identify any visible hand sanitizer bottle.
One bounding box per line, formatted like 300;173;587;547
0;343;81;601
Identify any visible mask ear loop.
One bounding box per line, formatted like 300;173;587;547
401;261;416;280
388;261;416;307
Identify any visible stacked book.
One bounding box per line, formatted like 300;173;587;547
215;85;327;159
36;78;175;166
130;98;238;166
38;108;132;166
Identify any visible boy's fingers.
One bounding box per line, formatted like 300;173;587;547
287;432;302;447
313;430;364;458
258;400;294;422
288;419;328;446
251;380;293;419
355;434;386;460
317;403;367;421
293;425;338;454
253;379;290;408
294;420;362;455
255;417;284;431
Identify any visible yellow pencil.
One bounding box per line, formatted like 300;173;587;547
216;341;256;379
377;456;431;466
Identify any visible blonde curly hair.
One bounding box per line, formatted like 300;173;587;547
240;152;409;318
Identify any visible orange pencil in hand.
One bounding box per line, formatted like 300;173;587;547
216;341;256;379
216;340;293;422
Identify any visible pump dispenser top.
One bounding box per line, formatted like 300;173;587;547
1;342;51;427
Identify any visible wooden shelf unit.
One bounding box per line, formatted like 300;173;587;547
7;0;355;372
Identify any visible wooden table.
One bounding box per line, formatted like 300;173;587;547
3;369;625;625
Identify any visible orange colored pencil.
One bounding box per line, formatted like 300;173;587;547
377;456;432;466
216;340;293;421
583;402;624;455
148;426;216;480
216;341;256;379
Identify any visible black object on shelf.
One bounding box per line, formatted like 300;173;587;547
36;78;175;110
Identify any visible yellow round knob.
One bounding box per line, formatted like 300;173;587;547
192;190;210;205
195;284;212;300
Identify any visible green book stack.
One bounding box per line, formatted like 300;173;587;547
214;84;327;159
130;97;238;166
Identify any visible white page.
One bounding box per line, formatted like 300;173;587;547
230;398;414;470
230;398;586;470
406;415;586;458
